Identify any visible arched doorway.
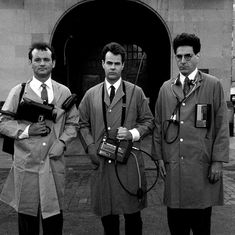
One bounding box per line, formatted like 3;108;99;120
51;0;171;112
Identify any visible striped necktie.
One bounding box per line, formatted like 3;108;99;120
41;83;48;104
183;77;190;96
110;85;115;103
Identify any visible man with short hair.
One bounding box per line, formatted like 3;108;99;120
152;33;229;235
0;42;78;235
79;42;154;235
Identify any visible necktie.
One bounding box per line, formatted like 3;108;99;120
41;83;48;104
183;77;190;96
110;85;115;103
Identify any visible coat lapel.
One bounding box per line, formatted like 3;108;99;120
193;71;203;90
51;80;62;105
103;81;125;108
185;71;203;99
171;75;184;101
103;82;110;107
171;71;203;101
109;81;125;108
24;83;42;103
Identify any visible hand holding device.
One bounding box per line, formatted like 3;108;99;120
116;127;132;140
29;121;50;136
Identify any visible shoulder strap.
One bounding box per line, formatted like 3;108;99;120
121;81;126;126
0;83;26;117
15;83;26;115
18;83;26;104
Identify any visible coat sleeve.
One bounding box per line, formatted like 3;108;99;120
57;89;79;146
151;86;164;161
134;87;154;139
59;104;79;145
78;91;95;153
211;80;229;163
0;84;28;139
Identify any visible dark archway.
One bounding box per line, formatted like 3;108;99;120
51;0;171;112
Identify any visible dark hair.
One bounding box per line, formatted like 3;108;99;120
173;33;201;54
101;42;126;63
28;42;56;61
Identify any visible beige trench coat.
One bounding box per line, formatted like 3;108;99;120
0;80;78;218
79;80;154;216
152;71;229;208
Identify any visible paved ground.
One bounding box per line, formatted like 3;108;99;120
0;136;235;234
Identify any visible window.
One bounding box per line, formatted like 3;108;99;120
123;44;147;83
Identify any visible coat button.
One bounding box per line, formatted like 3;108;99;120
180;138;183;142
108;127;111;130
182;103;185;106
180;121;184;124
109;109;112;112
108;160;112;163
42;142;46;146
181;156;184;160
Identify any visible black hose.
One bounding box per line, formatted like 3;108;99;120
114;147;159;200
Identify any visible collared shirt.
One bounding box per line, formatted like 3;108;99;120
30;76;54;104
105;78;121;96
19;77;54;139
179;68;198;86
104;78;140;142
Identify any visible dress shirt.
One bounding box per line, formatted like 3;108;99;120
104;78;140;142
179;67;198;85
19;77;54;139
30;76;54;104
105;78;121;96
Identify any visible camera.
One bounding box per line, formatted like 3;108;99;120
16;98;57;123
97;136;133;164
195;104;211;128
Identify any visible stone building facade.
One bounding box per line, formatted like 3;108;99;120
0;0;233;110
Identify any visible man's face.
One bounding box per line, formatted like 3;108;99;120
102;51;124;84
175;46;200;76
30;48;55;81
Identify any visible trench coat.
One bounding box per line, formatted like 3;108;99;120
152;71;229;208
0;80;78;218
78;80;154;216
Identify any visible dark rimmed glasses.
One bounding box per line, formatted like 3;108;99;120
175;53;194;62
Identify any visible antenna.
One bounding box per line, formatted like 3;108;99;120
63;35;74;66
123;52;146;126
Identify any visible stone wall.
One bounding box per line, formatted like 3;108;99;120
0;0;233;100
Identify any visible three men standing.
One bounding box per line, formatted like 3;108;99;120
0;34;230;235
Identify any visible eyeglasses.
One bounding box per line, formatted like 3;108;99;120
175;54;194;61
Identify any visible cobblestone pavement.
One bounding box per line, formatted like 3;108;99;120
223;136;235;205
223;173;235;205
0;137;235;234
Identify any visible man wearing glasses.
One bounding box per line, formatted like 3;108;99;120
152;33;229;234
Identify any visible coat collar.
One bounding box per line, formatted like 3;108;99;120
24;80;42;103
171;70;203;101
24;79;61;105
51;80;61;105
103;81;125;108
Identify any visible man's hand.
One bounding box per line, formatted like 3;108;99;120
116;127;132;140
208;161;223;184
158;160;166;180
88;144;100;169
28;121;48;136
49;139;65;160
